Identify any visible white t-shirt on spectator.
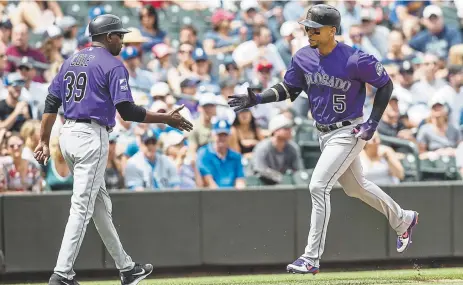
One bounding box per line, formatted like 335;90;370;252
360;154;400;185
20;81;49;120
433;85;463;127
393;85;414;115
410;78;450;105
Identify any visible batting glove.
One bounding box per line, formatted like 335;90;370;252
351;119;378;141
228;88;260;112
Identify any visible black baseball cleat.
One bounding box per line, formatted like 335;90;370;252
48;273;80;285
120;263;153;285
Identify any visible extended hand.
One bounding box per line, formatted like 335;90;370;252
166;105;193;132
33;141;50;166
228;88;259;112
351;119;378;141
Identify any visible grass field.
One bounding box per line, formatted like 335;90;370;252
8;267;463;285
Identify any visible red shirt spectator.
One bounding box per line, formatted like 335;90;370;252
5;23;47;83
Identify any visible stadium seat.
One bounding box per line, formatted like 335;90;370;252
399;154;420;182
293;117;318;143
245;176;262;187
300;141;321;170
293;169;313;186
420;156;459;181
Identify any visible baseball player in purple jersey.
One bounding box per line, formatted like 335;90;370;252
34;14;193;285
229;4;419;274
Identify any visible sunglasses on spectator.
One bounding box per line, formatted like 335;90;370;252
350;33;363;39
9;143;23;149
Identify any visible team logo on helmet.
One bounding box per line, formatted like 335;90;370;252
375;62;384;76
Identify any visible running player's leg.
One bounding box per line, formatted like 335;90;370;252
337;157;418;252
93;181;134;271
302;129;365;268
54;124;108;280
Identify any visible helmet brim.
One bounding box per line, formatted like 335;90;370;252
299;19;324;28
110;28;131;34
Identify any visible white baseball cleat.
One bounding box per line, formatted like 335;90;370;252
397;211;419;253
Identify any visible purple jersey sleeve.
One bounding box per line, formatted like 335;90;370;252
48;70;62;99
283;57;306;89
108;66;134;105
355;52;390;88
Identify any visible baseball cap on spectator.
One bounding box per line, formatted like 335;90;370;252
18;56;35;70
120;46;139;61
240;0;259;12
162;131;185;152
423;5;443;19
199;92;218;107
212;118;231;135
257;60;273;72
150;82;170;98
43;25;63;40
123;27;149;44
0;16;12;29
211;9;235;25
4;72;25;87
399;60;414;74
89;6;106;20
180;78;201;88
56;16;77;31
152;43;173;58
268;114;293;134
428;96;447;108
280;21;299;37
151;100;168;113
360;8;376;22
141;129;158;144
192;47;208;62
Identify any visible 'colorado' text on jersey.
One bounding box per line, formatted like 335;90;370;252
48;47;134;127
284;42;390;125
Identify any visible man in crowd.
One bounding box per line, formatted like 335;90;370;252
0;72;31;132
197;118;246;189
187;93;217;156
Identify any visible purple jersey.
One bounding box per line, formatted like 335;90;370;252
48;47;134;127
284;42;390;125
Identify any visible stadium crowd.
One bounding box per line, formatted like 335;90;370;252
0;0;461;192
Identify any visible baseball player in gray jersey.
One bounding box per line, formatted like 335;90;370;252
34;14;193;285
229;4;418;274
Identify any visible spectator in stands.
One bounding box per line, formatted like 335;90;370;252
417;98;461;159
0;133;41;192
149;43;173;82
256;59;280;89
17;57;47;119
6;23;47;82
10;0;63;33
360;7;390;59
150;82;170;104
197;118;245;189
43;136;73;191
40;25;64;82
139;5;167;53
408;5;462;59
179;25;202;49
449;44;463;65
283;0;306;22
19;119;40;166
377;93;415;143
167;43;195;94
252;114;303;180
176;78;200;115
56;16;78;58
382;30;414;65
383;64;412;116
203;9;240;57
233;25;286;80
122;27;150;63
105;132;124;191
191;47;215;86
389;0;430;27
410;53;450;104
162;130;198;189
0;17;12;47
275;21;299;68
360;132;404;185
125;129;180;191
347;24;382;60
338;0;362;38
0;73;31;132
187;93;217;156
229;108;264;159
434;65;463;127
455;141;463;178
222;55;244;83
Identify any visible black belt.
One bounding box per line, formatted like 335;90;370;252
66;118;112;132
315;120;352;133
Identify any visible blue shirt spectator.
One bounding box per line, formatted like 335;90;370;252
197;119;246;189
389;1;430;25
124;130;180;190
408;5;462;59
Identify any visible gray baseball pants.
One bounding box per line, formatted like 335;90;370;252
303;117;415;267
54;120;134;279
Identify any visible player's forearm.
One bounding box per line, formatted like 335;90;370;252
116;101;171;124
39;113;57;145
368;79;393;123
0;112;19;130
256;82;302;104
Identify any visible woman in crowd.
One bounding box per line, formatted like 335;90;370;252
0;134;41;192
41;25;64;82
10;0;63;32
149;43;174;82
417;101;461;159
139;5;167;53
360;132;404;185
167;43;195;94
229;109;264;159
20;119;41;167
43;136;72;191
203;9;240;56
105;133;124;191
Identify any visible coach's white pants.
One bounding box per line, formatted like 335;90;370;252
303;118;415;268
54;121;134;279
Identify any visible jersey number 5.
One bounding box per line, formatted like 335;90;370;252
333;94;346;113
64;71;88;103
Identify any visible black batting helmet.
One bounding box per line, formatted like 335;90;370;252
88;14;131;37
300;4;341;34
